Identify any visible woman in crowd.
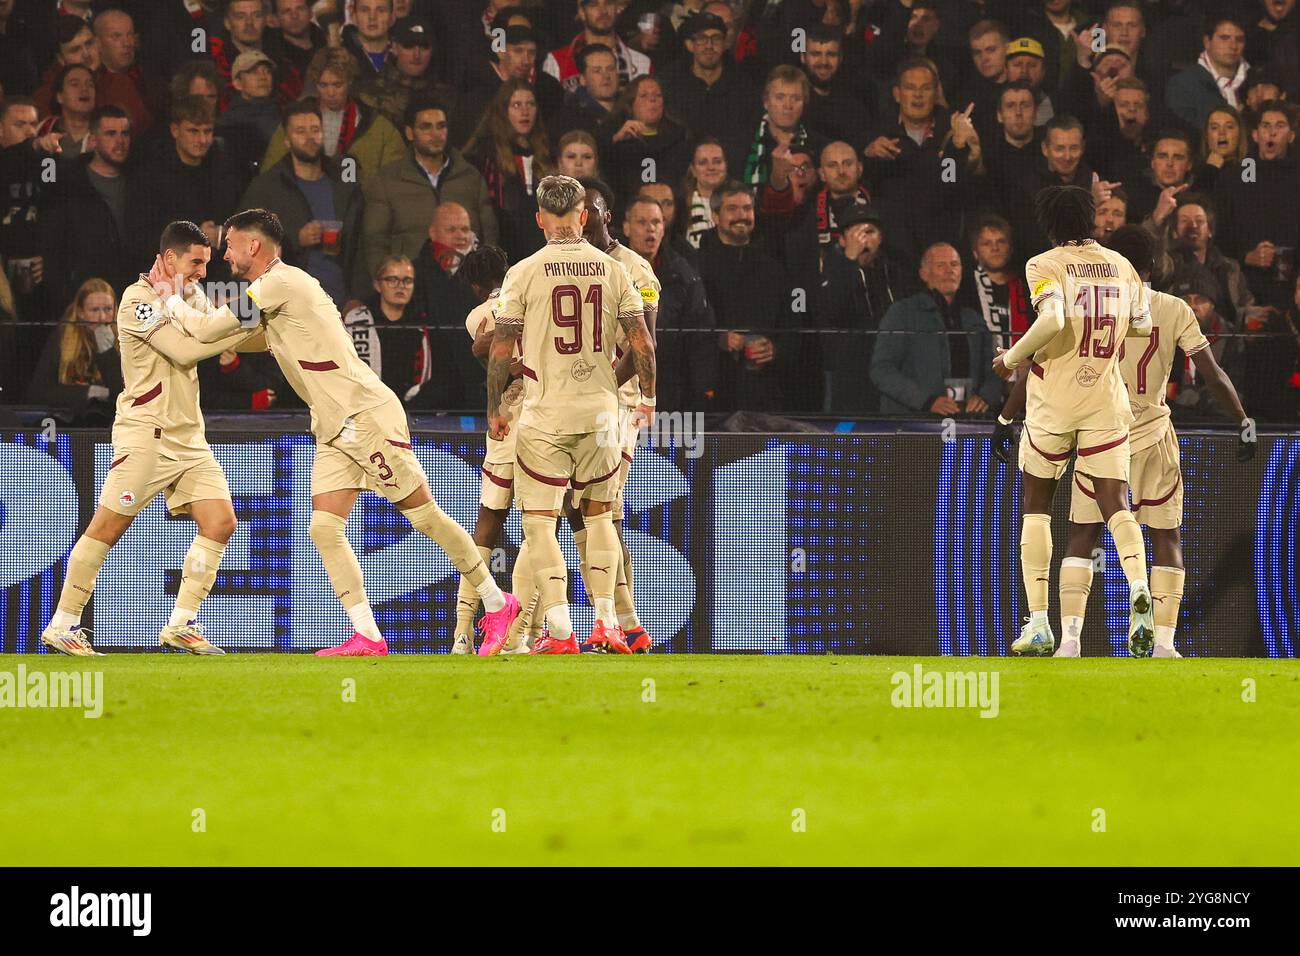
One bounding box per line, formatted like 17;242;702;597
679;136;727;249
26;278;122;420
464;79;553;263
556;129;600;179
1192;106;1246;193
596;75;690;212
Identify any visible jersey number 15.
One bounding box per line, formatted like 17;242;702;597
1075;284;1119;359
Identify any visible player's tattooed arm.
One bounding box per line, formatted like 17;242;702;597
486;321;522;434
615;301;657;387
618;311;656;399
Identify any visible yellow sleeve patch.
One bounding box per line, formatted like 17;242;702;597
640;287;659;303
1032;278;1059;300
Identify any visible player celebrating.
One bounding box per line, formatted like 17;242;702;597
454;244;534;655
991;186;1154;658
486;175;656;655
1056;226;1253;658
565;177;657;653
41;221;264;656
163;209;519;656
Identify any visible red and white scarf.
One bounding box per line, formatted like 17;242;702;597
1198;50;1249;110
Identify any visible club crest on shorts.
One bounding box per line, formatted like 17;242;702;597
118;490;136;508
571;357;595;382
1075;364;1100;388
134;302;157;330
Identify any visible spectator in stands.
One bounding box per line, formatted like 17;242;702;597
640;179;699;263
1092;2;1157;92
362;95;497;276
464;79;552;262
544;0;651;93
358;14;457;133
1166;262;1246;417
622;192;714;410
742;65;825;187
0;0;40;97
862;57;982;264
217;51;283;179
343;253;425;399
1011;113;1094;257
549;43;621;144
1168;195;1256;326
169;59;223;118
344;0;396;78
197;346;282;411
1089;76;1152;183
680;137;726;249
1213;100;1299;307
25;277;121;417
874;0;957;99
1005;37;1055;127
1193;105;1246;193
1019;0;1086;92
962;18;1009;135
817;204;915;414
596;75;689;209
0;98;59;334
263;47;405;185
696;182;791;412
35;17;151;134
42;105;134;313
211;0;271;92
94;9;161;132
556;129;600;178
409;202;482;407
456;25;563;147
129;95;241;272
1246;0;1300;100
238;98;367;307
1059;44;1135;134
958;215;1031;352
800;24;874;156
1166;14;1251;131
660;12;758;174
264;0;326;102
1126;128;1195;226
36;64;95;159
870;242;1002;417
1248;267;1300;421
983;83;1041;247
1092;185;1128;241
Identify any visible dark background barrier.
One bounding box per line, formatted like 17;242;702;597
0;427;1295;656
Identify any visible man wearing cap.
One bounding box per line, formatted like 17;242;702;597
358;15;459;133
208;0;271;93
217;50;284;179
343;0;396;77
660;11;759;176
457;24;564;148
1166;14;1251;130
1005;36;1056;127
543;0;650;94
818;202;915;414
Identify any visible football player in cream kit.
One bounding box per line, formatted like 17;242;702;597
41;222;264;656
161;209;520;656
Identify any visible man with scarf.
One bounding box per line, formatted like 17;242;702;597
957;215;1031;352
742;64;827;189
408;202;482;408
543;0;651;93
1166;14;1251;131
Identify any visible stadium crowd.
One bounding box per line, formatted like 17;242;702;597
1;0;1298;423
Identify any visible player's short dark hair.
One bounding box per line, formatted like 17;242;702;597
1034;185;1094;245
1106;224;1156;278
578;176;616;217
459;244;509;291
284;96;322;124
89;104;130;132
403;94;449;132
225;208;285;247
159;220;210;255
576;43;616;73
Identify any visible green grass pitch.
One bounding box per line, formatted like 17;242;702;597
2;654;1297;866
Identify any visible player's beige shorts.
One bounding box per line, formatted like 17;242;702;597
1071;427;1182;529
312;399;425;503
100;447;230;517
1019;422;1130;482
480;460;515;511
516;424;620;513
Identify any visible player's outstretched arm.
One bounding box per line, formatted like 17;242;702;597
486;322;521;437
144;323;264;368
1189;346;1254;461
615;302;657;387
999;296;1064;373
164;293;246;342
619;310;657;401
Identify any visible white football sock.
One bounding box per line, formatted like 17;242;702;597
1030;609;1048;625
478;580;505;613
346;602;383;642
168;606;198;628
1154;625;1176;649
49;609;81;631
546;604;575;642
1061;616;1084;643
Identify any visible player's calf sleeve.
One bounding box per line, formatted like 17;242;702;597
174;535;226;620
1151;565;1185;649
56;536;111;619
512;540;543;636
1106;510;1149;587
404;501;504;611
522;514;569;629
573;528;592;604
614;545;639;630
309;511;368;610
455;546;491;634
1059;557;1094;644
1020;514;1053;614
583;511;620;625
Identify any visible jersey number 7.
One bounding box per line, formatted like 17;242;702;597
552;284;604;354
1075;283;1119;359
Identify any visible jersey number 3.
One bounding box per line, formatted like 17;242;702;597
552;284;604;355
1075;284;1119;359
